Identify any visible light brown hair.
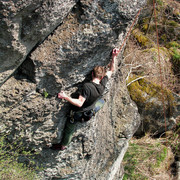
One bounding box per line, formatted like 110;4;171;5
93;66;105;80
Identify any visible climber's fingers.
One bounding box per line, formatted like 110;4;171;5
112;48;119;56
58;91;66;99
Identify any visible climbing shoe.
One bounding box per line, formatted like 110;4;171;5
50;143;66;151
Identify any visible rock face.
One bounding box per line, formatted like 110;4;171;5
0;0;76;85
0;0;146;179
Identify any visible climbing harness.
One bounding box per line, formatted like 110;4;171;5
69;98;105;123
69;109;95;123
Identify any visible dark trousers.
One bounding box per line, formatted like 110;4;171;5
61;99;105;146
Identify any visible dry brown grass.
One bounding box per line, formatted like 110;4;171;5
123;36;179;93
123;134;175;180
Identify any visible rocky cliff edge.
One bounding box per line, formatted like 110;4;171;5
0;0;146;179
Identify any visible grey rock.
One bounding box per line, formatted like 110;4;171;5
0;0;147;179
129;80;180;136
0;0;76;85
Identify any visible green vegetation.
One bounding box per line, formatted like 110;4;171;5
127;75;175;115
171;47;180;62
166;41;180;49
124;0;180;178
0;133;40;180
166;41;180;74
43;91;49;98
123;0;179;179
160;34;167;43
157;0;164;6
142;18;150;32
122;135;174;180
132;29;153;48
123;123;180;179
166;20;179;27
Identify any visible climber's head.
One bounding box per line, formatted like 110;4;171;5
92;66;105;80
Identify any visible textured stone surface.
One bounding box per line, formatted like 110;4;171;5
0;0;146;179
0;0;76;85
136;96;180;136
127;79;180;136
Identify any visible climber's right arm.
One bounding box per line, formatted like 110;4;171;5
105;48;119;79
58;91;85;108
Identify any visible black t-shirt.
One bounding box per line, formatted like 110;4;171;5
77;75;108;112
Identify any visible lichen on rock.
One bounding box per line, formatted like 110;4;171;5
127;75;179;135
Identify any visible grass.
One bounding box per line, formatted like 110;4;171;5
0;160;37;180
122;134;174;180
0;134;40;180
157;0;164;6
171;47;180;62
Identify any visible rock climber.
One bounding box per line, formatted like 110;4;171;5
51;48;119;150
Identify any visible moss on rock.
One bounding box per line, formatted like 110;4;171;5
141;17;150;32
166;41;180;49
167;20;179;27
165;41;180;74
127;75;175;116
132;28;154;48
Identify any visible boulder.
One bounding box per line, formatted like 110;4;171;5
127;76;180;136
0;0;146;179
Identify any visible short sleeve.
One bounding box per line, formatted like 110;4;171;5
101;75;108;87
80;84;89;99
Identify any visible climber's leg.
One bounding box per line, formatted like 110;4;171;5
60;118;77;146
60;111;83;146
